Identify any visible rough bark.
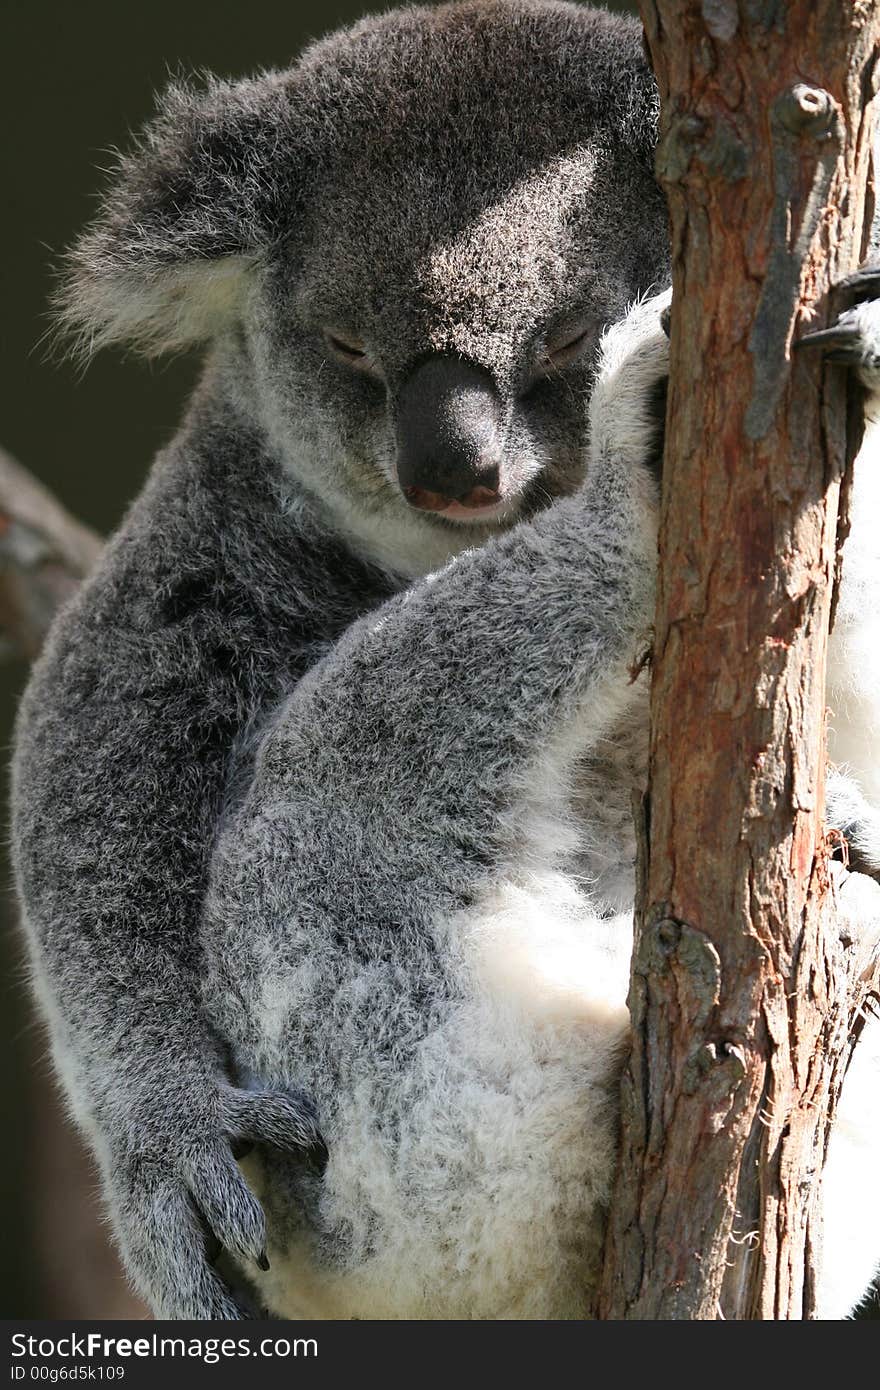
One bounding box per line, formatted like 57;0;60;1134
599;3;880;1319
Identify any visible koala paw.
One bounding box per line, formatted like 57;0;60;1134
589;288;671;477
796;263;880;393
109;1083;324;1319
829;859;880;979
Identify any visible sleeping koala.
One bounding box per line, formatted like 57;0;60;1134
12;0;880;1320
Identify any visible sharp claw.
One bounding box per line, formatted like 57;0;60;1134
836;265;880;299
824;350;872;365
257;1249;270;1272
794;324;863;353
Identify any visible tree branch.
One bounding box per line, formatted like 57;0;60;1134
0;445;101;660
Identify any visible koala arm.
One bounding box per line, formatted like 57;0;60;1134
800;268;880;837
11;439;327;1319
210;339;662;977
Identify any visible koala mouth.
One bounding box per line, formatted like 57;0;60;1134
442;498;509;524
403;484;508;524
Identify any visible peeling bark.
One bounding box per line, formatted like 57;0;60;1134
599;3;880;1320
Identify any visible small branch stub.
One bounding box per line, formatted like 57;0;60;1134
777;84;837;136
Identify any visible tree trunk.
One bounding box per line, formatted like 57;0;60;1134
599;3;880;1320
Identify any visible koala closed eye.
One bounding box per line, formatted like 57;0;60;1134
323;328;382;378
533;319;596;376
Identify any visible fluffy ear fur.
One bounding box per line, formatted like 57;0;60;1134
58;0;660;361
57;71;298;356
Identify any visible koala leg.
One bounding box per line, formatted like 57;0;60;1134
816;867;880;1319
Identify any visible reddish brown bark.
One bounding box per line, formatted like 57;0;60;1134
599;3;880;1319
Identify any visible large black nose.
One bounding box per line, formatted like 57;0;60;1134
394;355;504;511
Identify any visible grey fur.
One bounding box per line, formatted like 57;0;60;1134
12;0;880;1320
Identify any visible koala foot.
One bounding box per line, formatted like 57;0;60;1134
826;769;880;882
796;263;880;394
111;1083;324;1319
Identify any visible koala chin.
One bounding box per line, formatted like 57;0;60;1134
11;0;880;1320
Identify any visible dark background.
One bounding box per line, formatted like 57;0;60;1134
6;0;875;1323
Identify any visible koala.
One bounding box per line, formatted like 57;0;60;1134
11;0;880;1321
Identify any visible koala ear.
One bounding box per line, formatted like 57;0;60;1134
621;43;660;165
59;72;296;357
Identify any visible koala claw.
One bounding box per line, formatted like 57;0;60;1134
797;312;864;360
796;307;880;366
118;1156;254;1319
114;1084;324;1319
796;263;880;388
834;264;880;300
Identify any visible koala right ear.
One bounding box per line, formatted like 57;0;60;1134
58;71;298;357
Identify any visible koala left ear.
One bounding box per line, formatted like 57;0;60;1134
58;71;298;357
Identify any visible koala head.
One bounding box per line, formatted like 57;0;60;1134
61;0;667;562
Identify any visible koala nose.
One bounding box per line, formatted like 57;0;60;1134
394;355;504;509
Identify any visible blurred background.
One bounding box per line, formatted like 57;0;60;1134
4;0;875;1321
